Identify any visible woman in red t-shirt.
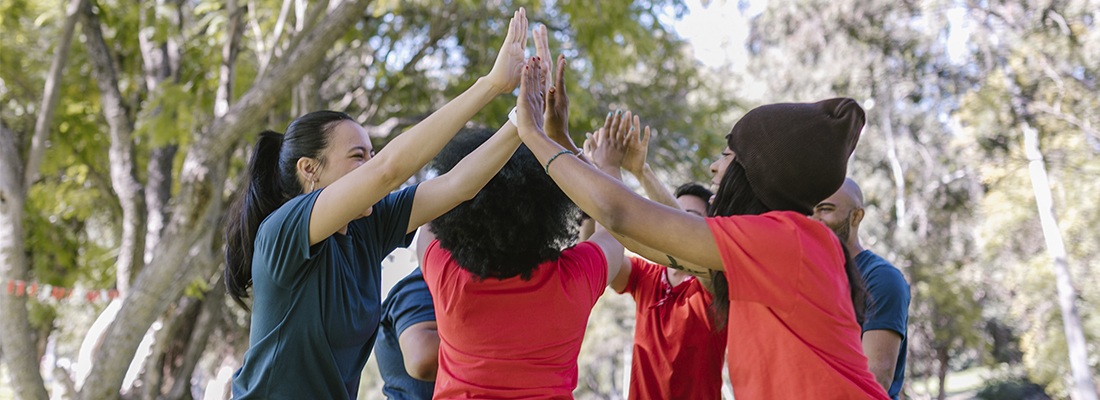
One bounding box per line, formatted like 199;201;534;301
415;35;625;399
514;86;891;399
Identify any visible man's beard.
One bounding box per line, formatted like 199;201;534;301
830;215;851;244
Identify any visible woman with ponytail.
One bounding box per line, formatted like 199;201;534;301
515;97;889;399
225;9;531;399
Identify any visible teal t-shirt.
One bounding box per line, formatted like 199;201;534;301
232;185;418;400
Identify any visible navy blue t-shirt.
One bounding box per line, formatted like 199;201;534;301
232;185;417;400
856;250;911;400
377;268;437;399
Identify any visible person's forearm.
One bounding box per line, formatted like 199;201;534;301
442;123;522;199
406;123;521;231
610;230;710;276
523;131;629;225
520;127;725;271
550;132;589;164
371;78;501;189
632;163;680;210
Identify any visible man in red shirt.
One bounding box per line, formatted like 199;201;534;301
582;117;726;399
613;183;726;400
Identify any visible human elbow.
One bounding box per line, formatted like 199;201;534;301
596;200;629;234
405;356;438;381
371;155;404;190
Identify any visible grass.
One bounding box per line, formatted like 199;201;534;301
907;363;1027;399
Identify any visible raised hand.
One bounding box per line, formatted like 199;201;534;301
586;110;631;170
621;115;653;175
533;24;554;90
484;8;529;96
544;55;571;143
515;56;547;137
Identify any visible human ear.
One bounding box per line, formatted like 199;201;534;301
851;208;865;227
296;157;320;181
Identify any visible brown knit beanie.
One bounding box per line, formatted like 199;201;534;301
727;98;865;215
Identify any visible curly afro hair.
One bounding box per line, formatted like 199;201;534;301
427;128;580;281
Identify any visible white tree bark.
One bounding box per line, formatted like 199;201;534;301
0;0;85;396
80;0;148;296
1021;122;1099;400
77;1;377;398
0;125;50;400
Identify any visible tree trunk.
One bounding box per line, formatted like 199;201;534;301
140;298;201;400
138;0;183;265
0;0;85;396
0;125;50;400
936;344;949;400
1021;122;1099;400
77;1;377;399
162;278;227;400
80;0;148;296
144;144;177;264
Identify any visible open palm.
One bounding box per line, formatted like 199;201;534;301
485;8;529;95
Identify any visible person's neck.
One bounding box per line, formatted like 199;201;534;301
847;237;864;256
665;268;690;287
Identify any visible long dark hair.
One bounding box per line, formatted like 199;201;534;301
224;111;353;309
427;128;579;281
707;159;867;328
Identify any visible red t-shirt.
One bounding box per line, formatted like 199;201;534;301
706;211;889;399
422;239;608;399
620;257;727;400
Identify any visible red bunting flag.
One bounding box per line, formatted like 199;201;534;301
0;279;119;303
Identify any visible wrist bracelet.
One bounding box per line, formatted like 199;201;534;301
508;107;518;126
545;150;574;174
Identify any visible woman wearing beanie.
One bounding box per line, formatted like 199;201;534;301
513;93;890;399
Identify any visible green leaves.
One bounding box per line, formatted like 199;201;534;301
134;82;198;147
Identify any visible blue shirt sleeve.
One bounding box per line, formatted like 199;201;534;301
386;273;436;337
862;263;910;338
352;184;419;254
254;191;323;287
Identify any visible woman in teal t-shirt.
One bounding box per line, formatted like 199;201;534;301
224;9;531;399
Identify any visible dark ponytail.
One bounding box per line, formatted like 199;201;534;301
224;111;353;309
840;242;868;326
706;158;869;328
707;160;770;328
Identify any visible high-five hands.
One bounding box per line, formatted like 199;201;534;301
533;25;584;162
621;115;653;175
515;57;548;137
584;110;634;170
485;8;529;96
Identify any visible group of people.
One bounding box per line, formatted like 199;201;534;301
223;8;911;400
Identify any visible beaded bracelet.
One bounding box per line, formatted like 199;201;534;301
544;150;575;174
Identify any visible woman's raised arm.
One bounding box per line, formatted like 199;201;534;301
308;9;529;243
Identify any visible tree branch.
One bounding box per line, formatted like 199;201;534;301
80;0;148;296
25;0;86;186
0;123;49;400
76;2;377;399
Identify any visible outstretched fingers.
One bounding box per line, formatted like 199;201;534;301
516;8;528;45
554;54;568;100
615;111;632;144
534;25;552;87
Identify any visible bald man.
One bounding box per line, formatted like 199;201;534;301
813;178;911;400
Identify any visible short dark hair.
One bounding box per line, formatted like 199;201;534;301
427;128;580;281
674;182;713;204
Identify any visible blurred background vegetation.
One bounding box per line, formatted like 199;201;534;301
0;0;1096;399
